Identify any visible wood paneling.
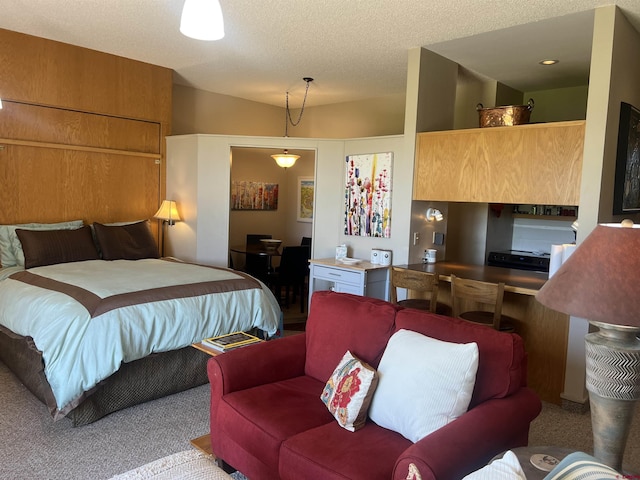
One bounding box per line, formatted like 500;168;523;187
414;121;585;204
0;28;172;243
0;28;172;123
0;144;160;227
0;102;161;154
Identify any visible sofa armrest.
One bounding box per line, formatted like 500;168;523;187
208;332;307;396
393;387;541;480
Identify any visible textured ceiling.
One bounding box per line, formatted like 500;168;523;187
1;0;639;107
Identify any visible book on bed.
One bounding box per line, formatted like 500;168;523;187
201;331;263;352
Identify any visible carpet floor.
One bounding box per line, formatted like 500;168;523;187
3;303;640;479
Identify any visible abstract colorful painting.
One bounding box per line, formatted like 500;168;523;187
344;152;392;237
231;181;279;210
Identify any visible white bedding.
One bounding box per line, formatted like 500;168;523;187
0;265;23;281
0;259;281;416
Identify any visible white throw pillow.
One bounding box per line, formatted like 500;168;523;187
368;329;479;443
462;450;527;480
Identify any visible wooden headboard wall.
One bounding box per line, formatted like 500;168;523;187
0;28;172;242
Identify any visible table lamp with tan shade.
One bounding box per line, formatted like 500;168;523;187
536;219;640;472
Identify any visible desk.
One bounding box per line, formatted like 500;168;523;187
308;258;390;309
395;262;568;405
397;262;548;295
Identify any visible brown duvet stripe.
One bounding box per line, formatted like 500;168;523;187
10;271;102;314
10;269;262;318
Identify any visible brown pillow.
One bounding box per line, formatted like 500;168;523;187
16;225;100;269
93;221;159;260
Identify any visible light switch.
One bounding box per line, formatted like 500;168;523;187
433;232;444;245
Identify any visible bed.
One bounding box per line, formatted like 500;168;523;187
0;220;281;426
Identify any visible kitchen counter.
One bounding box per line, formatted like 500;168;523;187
397;262;548;295
394;262;566;405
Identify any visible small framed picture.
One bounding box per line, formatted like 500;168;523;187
297;177;314;223
613;102;640;214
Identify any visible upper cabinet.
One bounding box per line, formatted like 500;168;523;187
413;121;585;205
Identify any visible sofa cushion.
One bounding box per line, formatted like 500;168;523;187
280;421;411;480
305;291;398;383
217;375;333;473
320;350;378;432
368;329;479;443
395;308;527;407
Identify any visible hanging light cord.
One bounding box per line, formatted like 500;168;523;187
284;77;313;137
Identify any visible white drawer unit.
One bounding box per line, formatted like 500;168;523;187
308;258;390;309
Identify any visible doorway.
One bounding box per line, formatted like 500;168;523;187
229;146;315;267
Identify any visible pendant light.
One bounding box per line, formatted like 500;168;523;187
180;0;225;41
272;150;300;168
272;77;313;168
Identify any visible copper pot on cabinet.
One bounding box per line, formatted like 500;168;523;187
476;98;534;127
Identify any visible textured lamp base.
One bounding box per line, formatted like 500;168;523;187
585;321;640;472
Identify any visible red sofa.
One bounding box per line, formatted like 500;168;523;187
207;291;541;480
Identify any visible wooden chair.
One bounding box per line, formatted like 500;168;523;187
450;274;516;332
389;267;450;315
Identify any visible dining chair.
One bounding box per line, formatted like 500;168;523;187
271;245;311;313
389;267;451;315
245;234;272;282
450;274;516;332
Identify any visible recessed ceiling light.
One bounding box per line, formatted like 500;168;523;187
539;59;559;66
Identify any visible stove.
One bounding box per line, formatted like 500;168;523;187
487;250;550;273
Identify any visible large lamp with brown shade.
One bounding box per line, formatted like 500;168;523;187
536;219;640;472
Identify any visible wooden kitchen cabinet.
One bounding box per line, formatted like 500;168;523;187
413;121;585;205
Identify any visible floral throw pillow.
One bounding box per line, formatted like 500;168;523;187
320;350;378;432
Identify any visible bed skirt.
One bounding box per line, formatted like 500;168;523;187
0;325;210;426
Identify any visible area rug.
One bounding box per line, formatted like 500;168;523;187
109;450;237;480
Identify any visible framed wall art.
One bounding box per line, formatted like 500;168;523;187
344;152;393;237
230;181;278;210
613;102;640;214
297;177;314;222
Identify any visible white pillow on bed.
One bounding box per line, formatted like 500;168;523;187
0;220;84;267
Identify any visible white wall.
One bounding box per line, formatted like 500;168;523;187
166;134;411;268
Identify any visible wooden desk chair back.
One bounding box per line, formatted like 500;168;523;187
390;267;446;314
450;274;515;332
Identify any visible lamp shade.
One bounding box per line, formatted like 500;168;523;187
180;0;225;41
271;151;299;168
153;200;181;225
536;221;640;327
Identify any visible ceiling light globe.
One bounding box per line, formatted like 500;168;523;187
180;0;225;41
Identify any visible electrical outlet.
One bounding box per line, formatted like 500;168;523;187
413;232;420;245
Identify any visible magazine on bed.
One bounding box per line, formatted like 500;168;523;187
201;331;263;352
